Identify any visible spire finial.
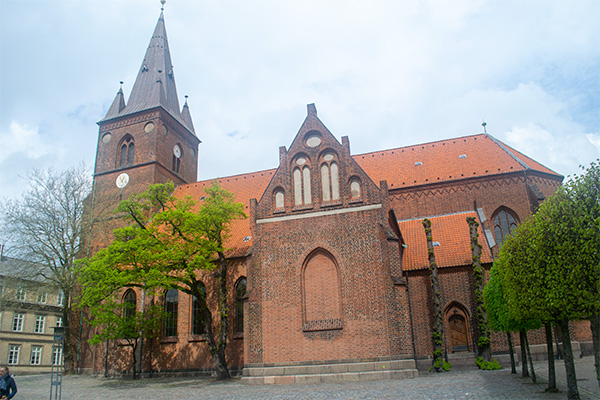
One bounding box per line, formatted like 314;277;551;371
160;0;166;11
184;94;189;105
482;120;487;134
119;81;124;90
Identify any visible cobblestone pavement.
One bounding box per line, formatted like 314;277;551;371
14;357;599;400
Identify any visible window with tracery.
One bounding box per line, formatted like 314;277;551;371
119;136;135;166
123;289;137;320
492;208;519;248
293;156;312;206
191;283;206;335
320;151;340;202
235;277;247;333
163;289;178;337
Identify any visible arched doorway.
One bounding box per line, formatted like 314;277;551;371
445;303;471;353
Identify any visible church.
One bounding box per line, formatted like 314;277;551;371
80;8;587;383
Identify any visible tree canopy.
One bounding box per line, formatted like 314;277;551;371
78;181;246;379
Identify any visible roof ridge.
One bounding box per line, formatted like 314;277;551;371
354;133;488;157
486;134;530;170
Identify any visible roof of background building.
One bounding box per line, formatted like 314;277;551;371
355;134;560;190
397;211;493;271
175;133;560;267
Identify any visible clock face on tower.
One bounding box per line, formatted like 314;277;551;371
116;173;130;189
173;144;181;158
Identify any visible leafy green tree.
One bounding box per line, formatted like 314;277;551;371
79;181;246;379
78;289;164;379
496;162;600;399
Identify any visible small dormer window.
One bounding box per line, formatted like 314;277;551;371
243;236;251;242
415;161;423;166
459;154;467;159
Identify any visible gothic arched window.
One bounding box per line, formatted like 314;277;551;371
191;283;206;335
122;289;136;320
163;289;178;337
235;277;247;333
119;136;135;166
293;155;312;206
492;207;519;249
320;151;340;202
274;188;285;209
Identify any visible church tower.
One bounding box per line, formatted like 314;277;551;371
93;8;199;208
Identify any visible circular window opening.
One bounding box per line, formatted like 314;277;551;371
305;132;322;148
101;133;112;143
144;122;155;133
323;152;334;161
296;157;307;165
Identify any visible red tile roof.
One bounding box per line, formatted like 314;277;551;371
174;133;556;261
397;212;493;271
354;134;560;190
174;169;276;257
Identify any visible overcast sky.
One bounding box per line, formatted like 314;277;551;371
1;0;599;202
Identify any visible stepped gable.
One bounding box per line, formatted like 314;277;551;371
355;134;561;191
174;169;276;257
397;211;493;271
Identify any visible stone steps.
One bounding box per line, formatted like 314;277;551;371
242;359;419;385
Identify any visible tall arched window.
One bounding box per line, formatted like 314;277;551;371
293;161;312;206
122;289;137;320
119;136;134;166
235;277;247;333
191;283;206;335
492;208;519;248
163;289;178;337
320;152;339;202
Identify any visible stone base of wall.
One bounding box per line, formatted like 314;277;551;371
242;357;418;385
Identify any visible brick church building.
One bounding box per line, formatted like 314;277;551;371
80;9;588;382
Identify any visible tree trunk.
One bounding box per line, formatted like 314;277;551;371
520;329;529;378
590;313;600;385
558;319;580;400
467;217;491;361
545;323;557;391
507;332;516;374
423;219;447;372
215;252;231;379
131;340;138;380
590;312;600;390
524;330;536;383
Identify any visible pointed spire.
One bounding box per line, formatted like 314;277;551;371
123;11;181;118
103;81;126;120
181;95;195;133
99;9;196;135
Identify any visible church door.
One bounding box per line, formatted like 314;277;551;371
448;314;469;352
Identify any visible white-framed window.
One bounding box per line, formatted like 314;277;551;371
37;289;48;304
52;346;63;366
34;315;46;333
57;289;64;306
12;313;24;332
56;316;63;327
8;344;20;365
30;345;43;365
15;287;26;301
